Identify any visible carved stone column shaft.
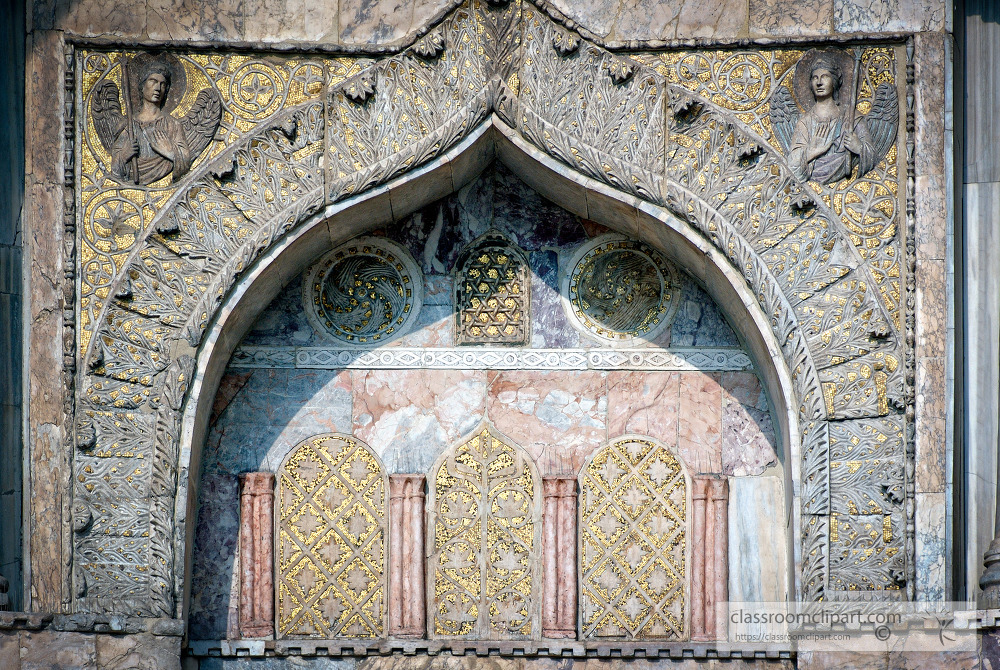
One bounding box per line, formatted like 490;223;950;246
239;472;275;639
691;475;728;641
542;476;576;638
389;474;426;637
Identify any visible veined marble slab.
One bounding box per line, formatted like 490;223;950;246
229;346;754;372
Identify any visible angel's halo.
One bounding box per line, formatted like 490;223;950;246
792;49;857;111
126;52;187;116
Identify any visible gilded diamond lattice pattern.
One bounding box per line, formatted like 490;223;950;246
428;423;541;640
454;234;530;345
277;434;387;638
579;436;688;640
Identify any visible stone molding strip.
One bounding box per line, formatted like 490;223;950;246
230;347;754;372
186;638;795;658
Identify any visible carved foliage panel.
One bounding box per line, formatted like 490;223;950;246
277;434;388;638
429;424;541;640
579;437;687;640
454;234;530;345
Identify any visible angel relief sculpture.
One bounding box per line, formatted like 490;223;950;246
91;54;222;186
769;49;898;186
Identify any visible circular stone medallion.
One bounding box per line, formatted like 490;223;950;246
563;235;680;346
303;237;422;346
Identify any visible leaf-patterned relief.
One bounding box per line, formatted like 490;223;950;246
579;436;687;640
429;423;541;640
276;434;387;638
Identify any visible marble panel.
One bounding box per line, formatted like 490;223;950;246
677;372;724;474
915;491;946;602
205;369;354;475
239;283;319;348
749;0;833;36
614;0;683;40
20;631;97;670
916;416;946;493
887;651;979;670
352;369;486;473
95;634;182;670
547;0;618;38
796;651;888;670
146;0;244;41
530;250;580;349
667;281;739;348
728;476;787;603
493;164;588;251
189;473;241;640
721;372;777;477
33;0;145;36
835;0;947;33
200;659;357;670
914;174;948;262
916;259;947;360
606;371;679;446
487;370;607;475
241;0;338;42
676;0;748;39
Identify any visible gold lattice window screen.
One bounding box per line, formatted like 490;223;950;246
276;434;388;638
579;436;688;639
454;233;530;345
428;423;542;639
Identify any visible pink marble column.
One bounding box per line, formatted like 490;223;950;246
389;474;426;637
690;477;709;641
709;477;729;640
239;472;275;639
542;476;577;638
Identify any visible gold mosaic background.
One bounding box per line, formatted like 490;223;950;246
636;46;903;330
430;424;540;639
579;437;687;639
77;51;364;356
276;434;387;638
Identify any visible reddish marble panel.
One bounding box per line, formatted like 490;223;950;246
238;472;275;639
607;371;680;445
388;474;426;637
352;369;486;470
541;476;576;638
677;372;724;474
721;372;777;476
487;370;607;475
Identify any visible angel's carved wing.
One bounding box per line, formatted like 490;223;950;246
859;82;899;176
768;85;800;154
91;81;126;155
181;88;223;158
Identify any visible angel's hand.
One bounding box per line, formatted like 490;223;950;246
120;138;140;161
807;123;838;162
148;128;176;161
843;130;862;154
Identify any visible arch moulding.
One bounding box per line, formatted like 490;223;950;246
68;0;913;620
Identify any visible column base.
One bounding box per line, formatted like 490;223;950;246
980;537;1000;608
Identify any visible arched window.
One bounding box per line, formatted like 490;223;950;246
427;422;542;639
578;435;689;639
453;233;530;345
276;434;388;638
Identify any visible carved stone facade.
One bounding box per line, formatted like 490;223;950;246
66;10;912;618
9;0;969;665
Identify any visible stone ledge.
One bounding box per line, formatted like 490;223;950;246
0;612;184;636
186;639;795;660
